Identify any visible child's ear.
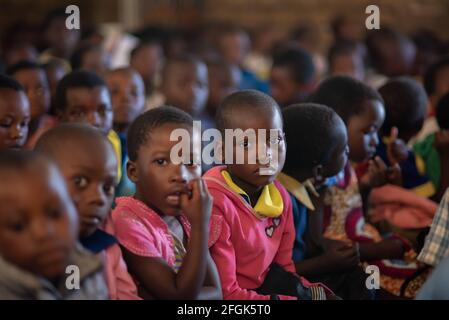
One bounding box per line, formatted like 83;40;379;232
312;164;325;185
127;160;139;183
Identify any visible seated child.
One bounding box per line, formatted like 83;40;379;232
106;67;145;196
70;44;110;76
270;46;316;107
309;75;422;298
279;103;374;299
111;106;222;299
0;150;108;299
0;74;30;151
159;55;211;128
54;70;122;180
416;57;449;142
414;92;449;202
205;90;333;300
35;124;139;299
327;40;365;81
7;60;57;149
205;59;239;127
377;77;436;199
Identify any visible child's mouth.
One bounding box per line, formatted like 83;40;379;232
166;192;182;206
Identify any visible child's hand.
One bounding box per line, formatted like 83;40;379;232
180;178;213;227
360;156;402;189
359;156;388;189
434;130;449;155
323;240;360;271
387;127;409;165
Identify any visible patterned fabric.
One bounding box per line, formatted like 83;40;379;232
170;231;187;273
418;188;449;266
323;163;422;296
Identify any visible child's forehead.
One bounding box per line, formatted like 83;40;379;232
66;86;109;102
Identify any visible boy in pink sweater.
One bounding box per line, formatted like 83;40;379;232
204;90;333;300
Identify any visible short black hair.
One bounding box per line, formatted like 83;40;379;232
161;54;202;80
272;46;315;85
283;103;345;173
35;123;109;157
308;75;383;123
378;77;427;139
127;106;193;161
436;92;449;130
423;57;449;96
6;60;44;76
130;41;161;60
54;70;107;114
0;74;25;92
216;89;281;132
70;44;100;70
327;40;358;66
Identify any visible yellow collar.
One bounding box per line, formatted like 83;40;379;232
221;170;283;218
276;172;317;211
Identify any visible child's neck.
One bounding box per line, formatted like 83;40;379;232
227;171;264;207
113;122;129;134
283;168;309;183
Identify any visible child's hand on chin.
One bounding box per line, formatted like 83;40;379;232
359;156;388;189
180;178;213;227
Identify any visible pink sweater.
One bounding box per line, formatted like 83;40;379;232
205;166;303;300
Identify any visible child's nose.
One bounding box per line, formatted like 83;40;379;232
170;164;189;184
88;185;107;206
88;112;102;128
31;217;54;240
9;123;24;140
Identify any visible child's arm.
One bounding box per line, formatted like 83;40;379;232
432;130;449;202
358;238;405;261
121;179;213;300
196;252;222;300
295;240;359;277
210;208;295;300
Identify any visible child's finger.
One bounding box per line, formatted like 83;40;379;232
374;156;387;171
390;127;398;142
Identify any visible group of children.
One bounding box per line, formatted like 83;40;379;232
0;9;449;300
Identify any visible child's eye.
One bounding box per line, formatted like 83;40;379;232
239;140;252;148
8;221;26;233
154;159;167;165
71;110;86;118
103;182;115;196
269;136;283;145
0;118;13;127
46;208;62;220
73;176;88;189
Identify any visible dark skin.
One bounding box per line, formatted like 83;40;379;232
270;66;314;107
0;160;78;284
161;61;209;118
106;69;145;134
221;106;286;204
345;99;405;260
12;68;51;137
0;89;30;151
283;116;360;276
432;130;449;202
38;133;117;238
59;86;113;135
125;123;222;299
